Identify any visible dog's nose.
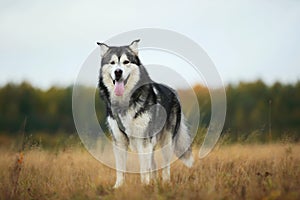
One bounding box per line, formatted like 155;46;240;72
114;69;123;81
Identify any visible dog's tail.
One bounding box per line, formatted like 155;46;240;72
174;116;194;168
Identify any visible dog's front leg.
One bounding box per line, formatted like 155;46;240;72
108;117;128;188
113;142;127;188
137;141;153;185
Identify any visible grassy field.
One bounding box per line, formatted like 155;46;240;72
0;142;299;200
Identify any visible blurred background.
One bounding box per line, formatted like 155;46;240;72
0;0;299;147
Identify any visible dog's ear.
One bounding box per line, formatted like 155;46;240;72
97;42;109;56
129;39;140;55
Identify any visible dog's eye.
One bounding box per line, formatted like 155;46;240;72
110;61;115;65
123;60;130;65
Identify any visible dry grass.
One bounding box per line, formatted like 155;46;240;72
0;143;299;200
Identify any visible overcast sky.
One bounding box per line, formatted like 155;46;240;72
0;0;299;89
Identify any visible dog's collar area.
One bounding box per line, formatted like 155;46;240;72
113;113;126;133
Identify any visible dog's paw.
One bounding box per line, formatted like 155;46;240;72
113;181;123;189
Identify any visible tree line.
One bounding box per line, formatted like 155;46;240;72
192;80;300;142
0;81;299;141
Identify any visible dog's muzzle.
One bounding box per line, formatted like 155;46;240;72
114;69;123;82
112;70;130;96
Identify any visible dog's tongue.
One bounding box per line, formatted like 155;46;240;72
114;81;125;96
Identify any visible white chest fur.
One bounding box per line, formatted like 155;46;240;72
119;108;151;139
107;109;152;152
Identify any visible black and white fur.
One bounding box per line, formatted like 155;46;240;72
97;40;194;188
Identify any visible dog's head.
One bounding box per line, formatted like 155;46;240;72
97;40;141;98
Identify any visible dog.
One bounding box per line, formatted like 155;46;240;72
97;40;194;188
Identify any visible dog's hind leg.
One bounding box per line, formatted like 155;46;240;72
150;151;157;180
161;140;173;182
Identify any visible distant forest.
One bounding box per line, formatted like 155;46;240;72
0;80;299;142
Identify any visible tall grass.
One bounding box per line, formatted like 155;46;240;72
0;141;299;200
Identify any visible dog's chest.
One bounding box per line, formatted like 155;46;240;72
116;108;151;138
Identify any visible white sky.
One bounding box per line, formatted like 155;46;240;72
0;0;300;89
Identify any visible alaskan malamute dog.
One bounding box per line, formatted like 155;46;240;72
97;40;194;188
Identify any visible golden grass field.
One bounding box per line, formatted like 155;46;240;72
1;143;299;200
